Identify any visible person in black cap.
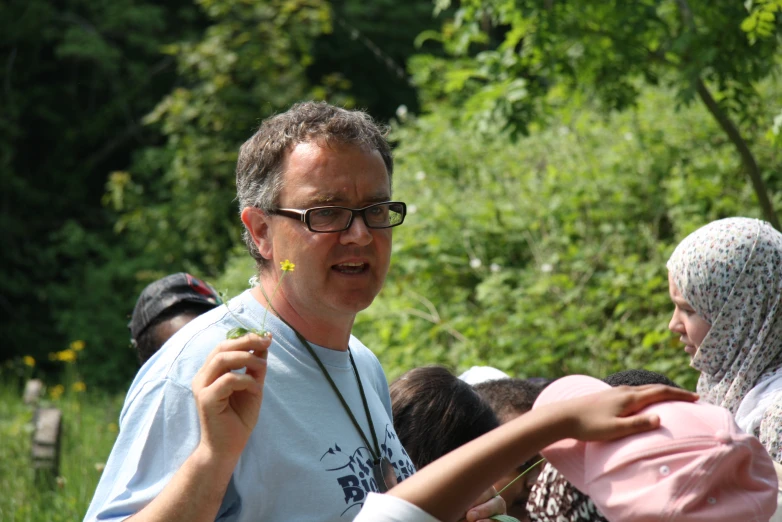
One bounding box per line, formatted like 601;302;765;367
129;273;222;365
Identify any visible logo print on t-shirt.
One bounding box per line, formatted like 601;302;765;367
320;424;415;516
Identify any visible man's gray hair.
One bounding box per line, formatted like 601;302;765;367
236;101;394;269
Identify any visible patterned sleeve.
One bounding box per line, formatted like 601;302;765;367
759;402;782;463
527;463;609;522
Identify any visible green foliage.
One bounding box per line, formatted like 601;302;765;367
110;0;336;276
411;0;780;134
3;0;441;389
3;0;431;389
742;0;782;44
47;221;146;389
212;248;259;296
0;0;204;389
354;83;779;388
4;0;782;394
307;0;443;119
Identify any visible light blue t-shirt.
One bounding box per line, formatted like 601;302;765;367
84;290;415;522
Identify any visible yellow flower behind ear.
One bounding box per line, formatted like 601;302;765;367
280;259;295;272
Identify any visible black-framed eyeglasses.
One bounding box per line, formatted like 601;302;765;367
269;201;407;233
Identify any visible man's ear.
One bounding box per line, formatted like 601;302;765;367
241;207;273;260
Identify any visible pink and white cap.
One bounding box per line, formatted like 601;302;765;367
533;375;778;522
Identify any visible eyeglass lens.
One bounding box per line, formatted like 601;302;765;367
309;203;404;232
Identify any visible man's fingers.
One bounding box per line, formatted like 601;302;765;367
194;351;268;390
198;372;263;406
203;333;271;367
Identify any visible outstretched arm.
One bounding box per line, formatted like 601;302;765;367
385;384;699;522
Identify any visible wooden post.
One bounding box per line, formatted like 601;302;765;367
31;407;63;486
23;379;44;405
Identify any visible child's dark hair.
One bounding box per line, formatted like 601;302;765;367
473;378;551;423
391;366;500;469
603;369;680;388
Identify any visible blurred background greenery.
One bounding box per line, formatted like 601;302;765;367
2;0;782;393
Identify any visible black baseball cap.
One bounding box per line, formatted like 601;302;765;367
129;273;222;341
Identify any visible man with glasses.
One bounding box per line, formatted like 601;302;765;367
85;102;502;522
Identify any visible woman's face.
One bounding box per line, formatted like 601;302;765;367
668;272;712;358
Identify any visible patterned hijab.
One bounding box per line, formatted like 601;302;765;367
666;217;782;413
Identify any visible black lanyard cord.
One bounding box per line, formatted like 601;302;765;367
348;348;382;460
258;286;382;463
296;330;382;463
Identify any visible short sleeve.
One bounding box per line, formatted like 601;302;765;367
352;493;441;522
84;379;234;521
759;402;782;463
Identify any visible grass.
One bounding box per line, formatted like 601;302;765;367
0;375;123;522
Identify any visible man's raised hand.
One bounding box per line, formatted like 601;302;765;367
192;333;271;460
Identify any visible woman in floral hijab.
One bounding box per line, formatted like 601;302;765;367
667;217;782;461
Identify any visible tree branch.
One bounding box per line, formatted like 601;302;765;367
333;16;410;84
674;0;779;229
695;78;780;229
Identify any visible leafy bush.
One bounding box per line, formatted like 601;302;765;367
353;85;777;389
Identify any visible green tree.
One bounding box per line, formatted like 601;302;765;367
353;81;780;388
410;0;782;227
112;0;448;278
108;0;335;279
1;0;445;389
0;0;205;387
306;0;444;120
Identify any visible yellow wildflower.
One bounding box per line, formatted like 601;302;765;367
50;385;65;400
23;356;35;367
50;349;77;363
108;422;118;433
72;382;87;392
225;259;295;340
70;340;85;352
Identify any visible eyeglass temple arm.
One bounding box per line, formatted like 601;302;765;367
273;208;307;223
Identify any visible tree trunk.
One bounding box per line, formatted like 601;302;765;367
695;78;780;230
